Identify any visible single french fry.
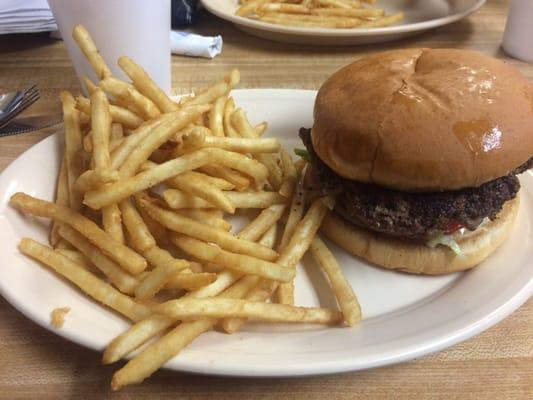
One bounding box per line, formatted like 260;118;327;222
50;157;69;247
74;168;119;192
166;173;234;213
259;223;278;247
72;25;112;79
99;77;161;120
231;108;283;190
119;197;156;252
160;169;234;191
175;208;232;231
222;278;277;333
141;200;277;261
163;189;286;210
259;15;364;28
84;148;269;209
223;97;239;138
277;197;332;304
254;121;268;136
110;115;168;170
142;246;189;272
56;248;93;270
11;193;147;274
180;130;281;154
279;148;298;198
83;76;98;95
110;123;124;141
310;236;361;326
172;235;291;282
91;88;124;243
237;204;285;242
198;165;250;192
77;95;144;129
258;3;311;14
218;226;277;333
358;12;404;28
163;272;217;290
118;56;179;113
89;90;112;169
134;264;182;300
209;96;226;137
58;225;139;294
156;298;343;324
236;0;267;16
185;270;243;299
313;0;352;9
102;204;125;243
201;263;225;273
108;103;145;128
103;314;173;365
225;69;240;87
181;70;239;107
19;239;150;321
279;173;306;250
60;91;84;212
109;137;124;153
111;318;215;390
119;105;210;178
311;7;385;17
134;193;170;245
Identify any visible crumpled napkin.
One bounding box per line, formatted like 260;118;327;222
170;31;223;59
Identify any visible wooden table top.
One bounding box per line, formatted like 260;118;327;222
0;0;532;398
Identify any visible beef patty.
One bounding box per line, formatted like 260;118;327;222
300;128;529;239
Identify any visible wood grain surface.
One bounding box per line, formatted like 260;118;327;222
0;0;532;398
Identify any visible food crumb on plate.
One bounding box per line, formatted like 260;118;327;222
50;307;71;329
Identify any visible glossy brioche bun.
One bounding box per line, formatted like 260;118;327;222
321;195;519;275
312;49;533;191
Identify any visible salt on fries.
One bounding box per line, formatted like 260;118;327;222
236;0;403;29
9;25;362;390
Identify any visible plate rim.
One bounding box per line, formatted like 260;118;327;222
0;88;531;378
200;0;487;38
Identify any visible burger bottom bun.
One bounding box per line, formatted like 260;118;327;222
321;195;520;275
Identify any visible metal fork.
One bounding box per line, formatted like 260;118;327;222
0;85;40;130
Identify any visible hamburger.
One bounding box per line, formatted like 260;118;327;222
298;48;533;275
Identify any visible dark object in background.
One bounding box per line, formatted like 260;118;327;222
171;0;199;27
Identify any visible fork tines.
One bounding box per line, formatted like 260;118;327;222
0;86;40;130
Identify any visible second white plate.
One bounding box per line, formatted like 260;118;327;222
201;0;486;45
0;89;532;377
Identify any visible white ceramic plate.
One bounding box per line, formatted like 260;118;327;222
201;0;486;45
1;89;532;377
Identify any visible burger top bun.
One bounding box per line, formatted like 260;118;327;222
312;48;533;191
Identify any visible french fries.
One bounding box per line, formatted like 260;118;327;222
236;0;403;30
141;200;278;261
118;56;179;113
11;193;147;274
310;236;361;326
163;189;286;210
20;239;150;321
60;91;84;212
84;148;269;209
156;298;343;324
277;197;332;304
73;25;112;79
58;225;139;295
172;235;293;282
12;25;363;391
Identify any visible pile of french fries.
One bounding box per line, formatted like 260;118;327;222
236;0;403;29
9;25;361;390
